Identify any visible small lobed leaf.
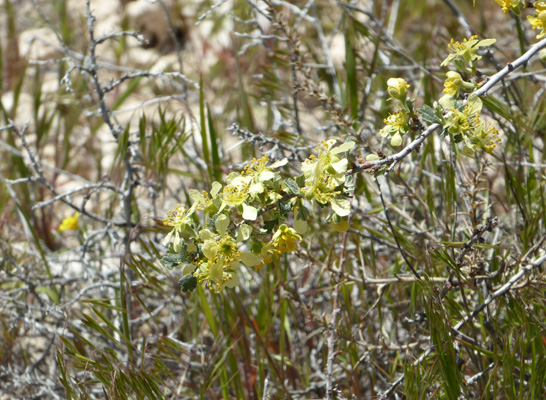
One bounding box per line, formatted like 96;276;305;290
278;199;292;212
262;219;277;234
162;253;185;270
284;178;301;195
418;105;443;124
162;243;191;269
179;274;198;292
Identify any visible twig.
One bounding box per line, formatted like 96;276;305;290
85;0;122;140
196;0;231;25
466;362;495;385
374;176;421;280
7;123;129;226
31;181;122;211
378;347;433;399
325;219;351;399
227;123;315;160
453;252;546;331
455;217;499;266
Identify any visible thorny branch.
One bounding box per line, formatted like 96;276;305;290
2;0;546;398
350;36;546;175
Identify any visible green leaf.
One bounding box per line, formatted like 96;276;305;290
162;244;190;269
296;204;310;220
277;199;292;212
207;104;222;182
295;174;306;188
345;19;358;119
293;218;307;234
262;219;277;234
179;273;197;292
418;105;443;124
284;178;301;195
199;76;211;182
112;76;142;111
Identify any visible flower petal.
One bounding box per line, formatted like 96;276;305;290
215;214;229;235
209;261;223;283
239;251;261;267
258;171;275;181
249;182;264;194
210;181;222;197
202;239;218;260
269;158;288;168
238;224;252;242
162;230;174;247
390;133;403;147
330;198;351;217
330;141;356;155
331;158;348;174
58;212;79;232
199;229;213;241
225;271;239;288
242;203;258;220
294;218;308;235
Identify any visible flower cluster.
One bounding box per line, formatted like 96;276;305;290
301;140;355;216
495;0;520;14
193;217;260;290
441;35;496;73
443;96;501;155
528;2;546;39
370;34;503;164
162;143;354;292
380;111;409;147
379;78;413;147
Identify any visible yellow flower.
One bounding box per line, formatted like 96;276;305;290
443;71;463;97
163;203;197;252
495;0;520;14
441;36;496;70
195;222;260;291
470;121;502;154
443;71;477;98
189;181;222;213
528;2;546;39
387;78;410;100
222;177;250;207
58;212;79;232
442;95;500;155
301;139;355;206
242;155;288;182
445;109;472;135
379;111;409;146
257;224;302;268
271;224;301;253
237;155;288;204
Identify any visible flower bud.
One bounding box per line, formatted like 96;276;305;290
443;71;463;97
387;78;410;100
443;71;476;97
